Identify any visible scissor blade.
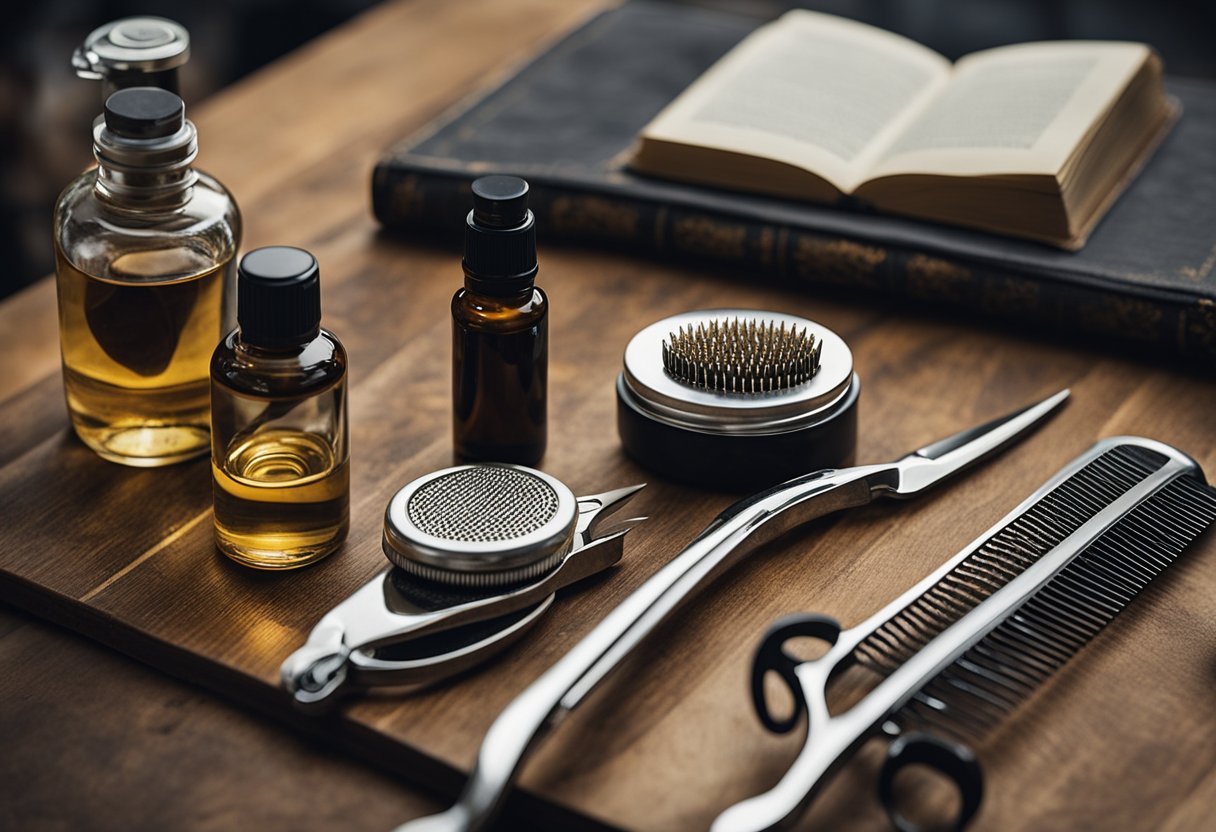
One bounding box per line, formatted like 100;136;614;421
574;483;647;548
585;482;647;513
887;388;1069;496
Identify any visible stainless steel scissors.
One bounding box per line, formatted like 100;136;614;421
397;389;1069;832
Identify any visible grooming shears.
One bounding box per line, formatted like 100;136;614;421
280;482;645;712
397;389;1069;832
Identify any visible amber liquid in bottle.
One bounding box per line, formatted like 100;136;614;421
213;442;349;569
211;332;349;569
55;245;231;465
212;428;349;564
211;246;349;570
53;88;240;466
452;287;548;465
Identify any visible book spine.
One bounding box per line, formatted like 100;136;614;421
372;164;1216;363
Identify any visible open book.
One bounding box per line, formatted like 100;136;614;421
628;11;1176;249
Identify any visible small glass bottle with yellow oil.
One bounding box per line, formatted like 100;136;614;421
210;247;349;570
53;87;241;466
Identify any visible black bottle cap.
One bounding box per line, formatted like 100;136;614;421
104;87;184;139
237;246;322;348
472;176;529;227
463;175;538;296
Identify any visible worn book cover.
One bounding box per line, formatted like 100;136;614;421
372;2;1216;362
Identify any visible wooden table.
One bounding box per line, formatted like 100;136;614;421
3;1;1215;829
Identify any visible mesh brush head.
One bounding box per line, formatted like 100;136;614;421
383;464;579;587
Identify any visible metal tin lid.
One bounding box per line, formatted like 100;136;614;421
383;464;579;586
74;17;190;78
621;309;855;436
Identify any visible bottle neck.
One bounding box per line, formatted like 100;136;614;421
92;118;199;214
460;278;536;302
234;328;321;358
98;67;183;102
462;204;538;297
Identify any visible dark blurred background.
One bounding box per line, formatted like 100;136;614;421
4;0;1214;301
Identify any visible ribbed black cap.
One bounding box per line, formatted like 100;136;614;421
463;175;538;296
104;87;184;138
237;246;322;348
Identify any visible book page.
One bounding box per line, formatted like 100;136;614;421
637;10;951;193
869;42;1150;179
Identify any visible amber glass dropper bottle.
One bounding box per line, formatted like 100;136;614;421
210;247;349;570
452;175;547;465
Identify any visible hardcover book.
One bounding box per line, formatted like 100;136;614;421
630;10;1175;249
372;2;1216;362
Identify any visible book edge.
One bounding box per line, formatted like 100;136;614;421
1065;94;1182;250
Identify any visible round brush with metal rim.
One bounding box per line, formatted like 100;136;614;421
617;309;860;490
383;464;579;586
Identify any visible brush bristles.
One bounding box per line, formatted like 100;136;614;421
661;317;822;393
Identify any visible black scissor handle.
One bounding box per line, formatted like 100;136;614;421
750;613;841;734
878;732;983;832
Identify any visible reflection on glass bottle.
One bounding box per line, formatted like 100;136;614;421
210;247;349;570
53;87;240;466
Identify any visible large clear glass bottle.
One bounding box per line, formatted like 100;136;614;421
452;175;548;465
210;247;349;570
53;87;240;466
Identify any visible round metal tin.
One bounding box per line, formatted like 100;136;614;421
617;309;860;490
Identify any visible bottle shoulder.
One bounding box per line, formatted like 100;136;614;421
55;167;241;281
211;329;347;399
452;286;547;330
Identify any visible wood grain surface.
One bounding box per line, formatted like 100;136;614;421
0;602;443;831
2;1;1215;830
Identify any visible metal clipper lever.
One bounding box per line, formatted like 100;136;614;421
281;465;644;712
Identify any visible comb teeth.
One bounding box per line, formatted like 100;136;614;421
661;317;822;393
894;474;1216;742
856;445;1166;677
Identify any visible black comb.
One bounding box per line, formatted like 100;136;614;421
856;444;1167;678
893;471;1216;745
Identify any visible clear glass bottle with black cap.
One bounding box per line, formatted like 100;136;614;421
210;246;349;570
452;175;548;465
53;86;240;466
